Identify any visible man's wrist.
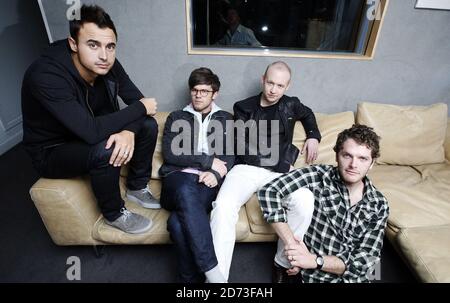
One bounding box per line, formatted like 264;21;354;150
121;129;135;136
208;169;222;184
314;254;324;270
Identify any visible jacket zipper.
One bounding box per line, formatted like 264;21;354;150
85;88;94;117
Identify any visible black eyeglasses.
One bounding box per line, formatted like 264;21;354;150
190;89;214;97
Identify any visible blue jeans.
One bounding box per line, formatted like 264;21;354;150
160;171;219;283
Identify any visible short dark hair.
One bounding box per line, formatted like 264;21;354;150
188;67;221;92
333;124;381;159
69;5;117;42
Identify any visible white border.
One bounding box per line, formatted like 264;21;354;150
37;0;53;43
415;0;450;10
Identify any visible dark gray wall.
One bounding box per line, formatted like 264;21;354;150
0;0;48;155
40;0;450;115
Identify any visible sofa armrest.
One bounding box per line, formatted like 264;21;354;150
30;177;102;245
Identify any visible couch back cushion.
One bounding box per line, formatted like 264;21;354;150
151;112;169;179
120;112;169;180
356;102;448;165
293;111;355;167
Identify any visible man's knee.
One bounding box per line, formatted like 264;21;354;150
167;214;184;239
174;185;198;210
290;188;315;217
140;116;158;137
89;140;114;169
211;195;241;219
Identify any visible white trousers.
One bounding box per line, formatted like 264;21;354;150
210;164;315;280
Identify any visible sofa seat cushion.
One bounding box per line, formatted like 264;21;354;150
369;164;450;229
357;102;448;165
245;194;275;235
293;111;355;167
93;207;172;244
92;179;170;244
397;225;450;282
93;178;250;243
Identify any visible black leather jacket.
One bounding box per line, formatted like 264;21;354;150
159;109;235;184
233;94;321;173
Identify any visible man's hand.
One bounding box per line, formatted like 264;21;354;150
211;158;227;177
301;138;319;164
286;266;301;276
198;171;218;188
284;237;317;270
140;98;157;116
106;130;135;167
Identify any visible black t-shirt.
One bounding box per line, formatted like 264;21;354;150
258;102;285;147
86;78;114;116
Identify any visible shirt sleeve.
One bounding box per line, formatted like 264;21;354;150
246;29;262;47
293;97;321;142
257;165;325;224
112;60;148;134
30;70;146;145
113;59;145;104
338;198;390;283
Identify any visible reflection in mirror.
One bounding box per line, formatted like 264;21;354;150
190;0;386;56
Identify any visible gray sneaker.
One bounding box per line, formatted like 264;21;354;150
105;208;152;234
126;185;161;209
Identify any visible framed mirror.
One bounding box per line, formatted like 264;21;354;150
186;0;389;59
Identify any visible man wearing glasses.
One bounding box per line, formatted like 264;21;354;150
159;67;234;283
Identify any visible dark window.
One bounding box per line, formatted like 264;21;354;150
189;0;385;56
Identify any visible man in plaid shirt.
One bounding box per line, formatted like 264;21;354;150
258;124;389;283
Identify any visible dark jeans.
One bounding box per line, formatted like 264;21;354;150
35;117;158;221
160;171;219;283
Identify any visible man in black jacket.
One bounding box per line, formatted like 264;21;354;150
21;5;159;234
159;68;234;283
210;61;322;281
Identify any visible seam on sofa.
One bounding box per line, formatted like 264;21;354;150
30;187;100;242
398;228;438;283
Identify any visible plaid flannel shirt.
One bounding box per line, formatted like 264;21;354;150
257;165;389;283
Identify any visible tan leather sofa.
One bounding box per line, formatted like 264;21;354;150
30;102;450;282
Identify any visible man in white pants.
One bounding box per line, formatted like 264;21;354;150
210;61;321;282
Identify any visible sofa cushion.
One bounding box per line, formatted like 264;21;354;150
397;225;450;282
293;111;355;167
92;179;172;244
245;193;275;235
356;102;448;165
369;163;450;229
92;177;250;244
